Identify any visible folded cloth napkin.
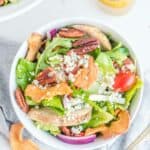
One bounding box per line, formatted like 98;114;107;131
0;38;149;150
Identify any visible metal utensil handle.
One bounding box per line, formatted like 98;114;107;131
127;124;150;150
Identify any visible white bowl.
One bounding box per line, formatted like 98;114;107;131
9;18;144;150
0;0;42;23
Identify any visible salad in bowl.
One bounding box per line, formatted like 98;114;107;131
11;19;143;148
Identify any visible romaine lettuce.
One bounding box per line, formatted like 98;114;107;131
35;121;60;136
35;37;74;73
41;96;65;115
72;88;114;127
16;58;36;90
125;78;143;108
25;96;38;106
107;46;129;65
96;52;116;75
84;108;113;128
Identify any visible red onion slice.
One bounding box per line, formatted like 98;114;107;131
57;134;96;144
47;29;57;39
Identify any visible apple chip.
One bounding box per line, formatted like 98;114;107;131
10;123;39;150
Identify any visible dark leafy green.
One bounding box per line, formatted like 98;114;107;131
89;48;101;59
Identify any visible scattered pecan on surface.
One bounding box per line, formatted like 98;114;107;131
15;88;29;113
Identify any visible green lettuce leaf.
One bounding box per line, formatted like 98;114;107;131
96;52;116;75
35;121;60;136
46;54;63;67
107;46;129;65
72;88;114;127
16;58;36;90
84;108;113;128
25;96;38;106
89;48;101;59
88;81;100;94
35;37;74;73
125;78;143;108
41;96;65;115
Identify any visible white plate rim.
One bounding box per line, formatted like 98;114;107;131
0;0;43;23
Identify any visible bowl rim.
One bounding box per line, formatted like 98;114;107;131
9;17;144;150
0;0;42;23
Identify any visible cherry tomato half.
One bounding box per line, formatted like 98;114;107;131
113;71;136;92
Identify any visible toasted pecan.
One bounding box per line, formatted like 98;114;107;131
58;28;85;38
15;88;29;113
10;123;39;150
73;37;99;48
35;67;56;86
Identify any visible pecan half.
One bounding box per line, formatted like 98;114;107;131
35;67;56;86
73;37;99;48
58;28;85;38
15;88;29;113
60;127;71;136
73;24;112;50
71;40;99;55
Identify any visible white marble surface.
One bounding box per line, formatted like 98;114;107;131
0;0;150;150
0;0;150;71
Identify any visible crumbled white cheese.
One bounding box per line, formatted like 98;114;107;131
89;92;125;104
124;64;136;72
33;80;47;89
48;71;55;77
55;70;66;83
71;126;83;134
78;55;89;68
103;74;115;89
68;73;75;82
63;52;79;73
89;94;108;101
63;95;84;110
29;71;35;76
63;52;89;74
32;80;39;86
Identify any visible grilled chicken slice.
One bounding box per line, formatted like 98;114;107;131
28;107;92;127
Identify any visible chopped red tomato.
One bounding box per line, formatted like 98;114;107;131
113;71;136;92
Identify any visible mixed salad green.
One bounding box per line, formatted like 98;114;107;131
15;24;143;144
